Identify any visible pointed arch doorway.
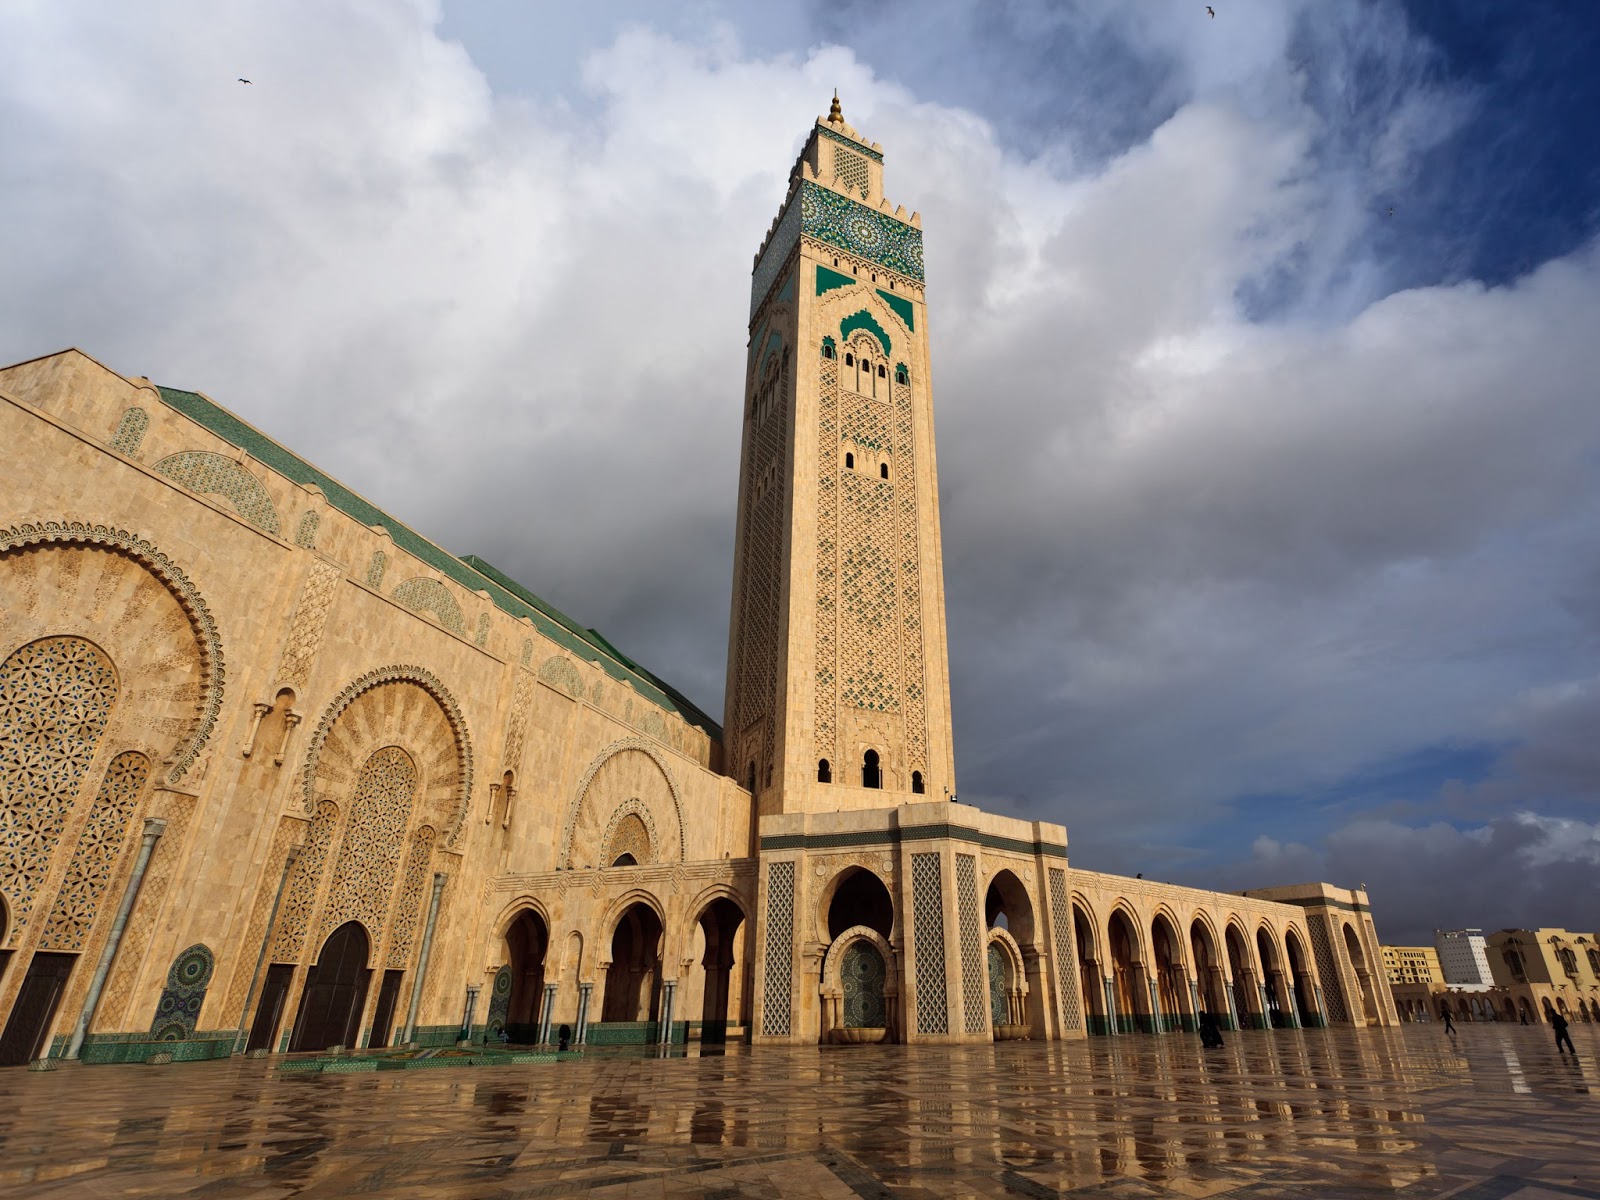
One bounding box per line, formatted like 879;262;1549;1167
289;921;371;1052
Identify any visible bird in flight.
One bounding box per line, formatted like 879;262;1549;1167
1206;5;1215;16
237;77;251;84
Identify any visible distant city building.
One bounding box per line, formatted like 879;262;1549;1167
1381;945;1442;987
1434;929;1493;986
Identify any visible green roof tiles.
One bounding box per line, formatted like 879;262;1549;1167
154;387;721;740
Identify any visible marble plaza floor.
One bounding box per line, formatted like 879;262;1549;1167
3;1025;1599;1199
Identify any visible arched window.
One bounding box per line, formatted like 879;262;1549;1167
612;852;637;867
844;353;854;367
877;364;886;378
896;367;908;385
911;770;924;794
845;452;854;469
818;759;832;783
879;463;889;479
746;761;756;792
862;749;881;789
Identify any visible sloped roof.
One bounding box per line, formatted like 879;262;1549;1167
155;385;721;740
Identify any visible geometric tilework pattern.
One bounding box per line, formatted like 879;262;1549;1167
39;750;149;950
386;824;435;969
799;181;924;281
485;964;512;1039
1306;914;1350;1024
955;855;986;1034
841;940;887;1028
154;451;281;535
1047;867;1083;1032
390;577;466;636
273;800;338;963
891;375;928;775
839;469;899;712
366;550;387;589
110;407;148;456
988;941;1008;1028
317;746;417;947
761;861;795;1037
728;347;789;790
814;353;840;763
749;190;801;318
0;635;119;936
536;655;584;698
832;145;870;199
910;852;948;1035
278;558;342;691
149;943;215;1041
294;510;320;548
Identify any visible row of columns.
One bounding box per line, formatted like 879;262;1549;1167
1092;962;1321;1034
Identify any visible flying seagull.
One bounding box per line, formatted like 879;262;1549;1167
1206;6;1215;16
237;77;251;84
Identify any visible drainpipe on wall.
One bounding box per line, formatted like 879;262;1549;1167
234;846;300;1054
65;818;166;1061
400;872;447;1045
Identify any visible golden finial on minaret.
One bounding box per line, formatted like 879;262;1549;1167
828;90;844;125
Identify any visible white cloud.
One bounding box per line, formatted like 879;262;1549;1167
1;2;1597;938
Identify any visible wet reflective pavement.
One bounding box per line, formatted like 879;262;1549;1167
3;1025;1599;1198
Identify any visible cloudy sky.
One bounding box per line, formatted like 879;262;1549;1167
4;0;1598;944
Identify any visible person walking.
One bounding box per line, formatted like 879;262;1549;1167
1441;1007;1456;1037
1553;1009;1576;1056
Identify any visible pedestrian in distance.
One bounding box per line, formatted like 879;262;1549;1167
1199;1010;1224;1049
1441;1007;1456;1036
1553;1010;1576;1056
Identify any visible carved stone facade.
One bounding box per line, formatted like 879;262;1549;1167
0;101;1396;1067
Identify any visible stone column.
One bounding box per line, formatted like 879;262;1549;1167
537;983;557;1046
1103;974;1120;1035
401;872;447;1045
459;984;480;1045
65;818;166;1061
658;979;677;1045
575;983;593;1045
234;845;301;1053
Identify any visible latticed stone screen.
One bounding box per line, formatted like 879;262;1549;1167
318;746;417;944
0;636;119;935
956;855;986;1033
1307;913;1350;1023
40;750;150;950
386;825;435;968
154;450;281;534
294;510;320;548
1048;868;1083;1032
815;354;839;761
833;144;870;198
390;577;466;635
728;345;789;789
911;852;948;1035
761;861;796;1036
110;407;148;456
274;800;338;961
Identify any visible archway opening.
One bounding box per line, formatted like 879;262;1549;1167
1342;922;1380;1024
1285;931;1316;1026
601;903;663;1024
862;749;881;789
1256;928;1286;1027
697;898;745;1042
1190;919;1225;1026
290;921;371;1052
1225;925;1258;1028
1074;904;1107;1034
505;910;549;1043
984;871;1036;944
1107;910;1141;1032
828;868;894;941
1151;915;1184;1031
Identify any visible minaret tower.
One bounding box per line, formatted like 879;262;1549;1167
724;95;956;816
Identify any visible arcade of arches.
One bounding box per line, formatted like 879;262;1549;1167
0;109;1403;1066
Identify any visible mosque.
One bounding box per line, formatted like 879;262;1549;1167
0;99;1398;1066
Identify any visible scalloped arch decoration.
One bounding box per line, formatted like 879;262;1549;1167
536;654;584;698
600;799;657;866
390;576;466;635
299;664;473;847
0;520;224;785
154;450;281;534
559;738;686;870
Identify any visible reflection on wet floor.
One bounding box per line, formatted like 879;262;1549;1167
2;1024;1599;1197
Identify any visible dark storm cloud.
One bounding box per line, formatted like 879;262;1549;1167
2;1;1598;941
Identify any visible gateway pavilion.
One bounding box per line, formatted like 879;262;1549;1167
0;99;1398;1066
